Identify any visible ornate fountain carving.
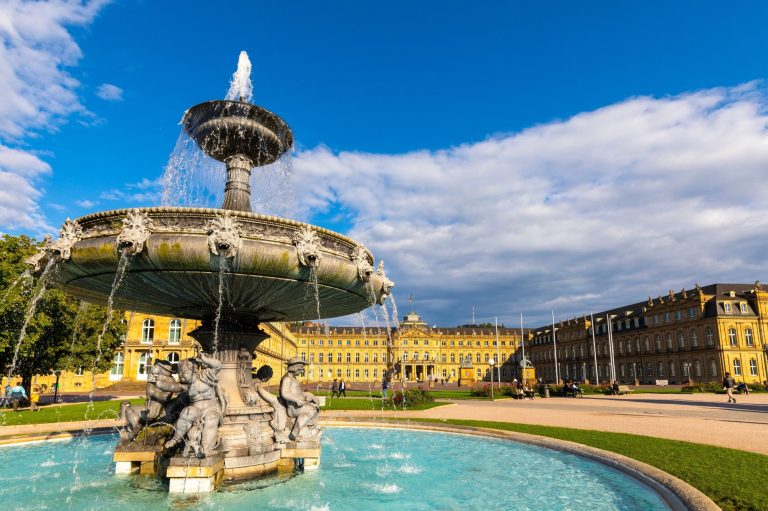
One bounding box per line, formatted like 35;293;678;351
117;210;154;255
279;357;321;441
24;235;52;273
50;218;83;261
375;260;394;305
207;212;241;258
292;225;322;268
352;245;374;282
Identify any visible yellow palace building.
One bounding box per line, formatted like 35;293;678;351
26;281;768;392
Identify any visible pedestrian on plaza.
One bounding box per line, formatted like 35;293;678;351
723;371;737;403
339;379;347;397
382;379;389;399
1;383;10;407
736;382;750;395
10;382;27;412
330;379;340;398
29;386;40;412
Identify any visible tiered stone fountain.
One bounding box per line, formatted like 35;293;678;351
26;54;393;493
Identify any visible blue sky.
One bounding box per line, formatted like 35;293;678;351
4;1;768;327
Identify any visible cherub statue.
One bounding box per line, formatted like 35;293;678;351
280;357;321;441
164;342;228;457
121;359;186;443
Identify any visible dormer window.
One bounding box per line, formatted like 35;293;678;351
723;302;732;313
740;302;749;314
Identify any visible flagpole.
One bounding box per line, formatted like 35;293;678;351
606;314;616;383
590;312;599;385
552;311;560;384
495;317;501;384
520;313;526;383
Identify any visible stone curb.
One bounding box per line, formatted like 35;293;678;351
320;418;721;511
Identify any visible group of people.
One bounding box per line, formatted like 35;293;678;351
562;380;583;397
329;379;347;398
1;383;41;412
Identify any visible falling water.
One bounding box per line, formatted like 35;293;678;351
307;265;322;325
250;153;296;219
213;257;231;354
388;292;401;329
5;259;56;382
86;251;133;420
0;270;31;304
225;51;253;102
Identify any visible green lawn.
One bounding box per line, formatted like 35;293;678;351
321;397;447;411
414;419;767;511
0;399;144;427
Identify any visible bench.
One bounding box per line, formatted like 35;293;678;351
564;388;583;398
616;385;633;395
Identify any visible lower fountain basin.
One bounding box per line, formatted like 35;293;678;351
53;207;387;321
0;427;676;510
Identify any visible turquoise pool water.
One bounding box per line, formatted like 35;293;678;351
0;427;670;510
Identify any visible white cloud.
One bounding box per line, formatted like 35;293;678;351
96;83;123;101
293;83;768;326
75;199;97;208
0;0;107;232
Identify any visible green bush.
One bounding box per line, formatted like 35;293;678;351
386;387;434;407
682;380;722;393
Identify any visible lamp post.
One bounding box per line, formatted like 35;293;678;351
489;358;495;399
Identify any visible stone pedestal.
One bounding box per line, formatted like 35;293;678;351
280;440;322;472
167;453;225;493
113;444;164;476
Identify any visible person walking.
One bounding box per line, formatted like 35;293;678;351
339;379;347;397
381;379;388;399
9;382;27;412
29;386;40;412
723;371;737;403
330;379;340;398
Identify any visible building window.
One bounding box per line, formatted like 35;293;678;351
110;352;124;380
310;354;315;363
657;362;664;377
675;310;682;321
424;352;429;361
668;361;676;377
709;359;718;378
740;302;749;314
319;353;324;363
364;353;369;363
694;360;701;377
724;302;732;313
688;307;696;319
677;331;685;349
654;335;661;352
364;369;369;378
168;319;181;344
166;352;180;371
373;353;378;363
373;369;378;378
749;359;757;376
728;328;737;346
337;369;341;378
337;353;342;363
450;354;455;363
301;352;306;361
690;329;698;348
355;353;360;363
346;368;351;378
476;353;481;363
346;353;351;363
665;334;672;351
663;312;670;323
706;327;714;347
137;352;150;380
733;359;741;376
745;328;754;346
141;319;155;343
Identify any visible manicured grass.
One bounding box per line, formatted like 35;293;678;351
0;399;144;427
414;418;767;511
321;397;447;411
427;389;477;399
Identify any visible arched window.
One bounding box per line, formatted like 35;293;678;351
694;360;701;377
654;335;661;352
665;334;672;350
733;359;742;376
669;361;676;377
166;352;180;371
728;328;737;346
141;319;155;343
644;337;650;352
657;362;665;377
690;329;698;348
705;327;714;347
677;331;685;349
137;352;151;380
709;359;718;378
168;319;181;344
749;359;757;376
110;352;124;381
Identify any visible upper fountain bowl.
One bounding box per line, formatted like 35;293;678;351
183;100;293;166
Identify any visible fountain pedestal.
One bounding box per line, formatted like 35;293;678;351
167;452;226;493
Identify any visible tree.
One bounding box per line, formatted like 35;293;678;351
0;235;126;394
